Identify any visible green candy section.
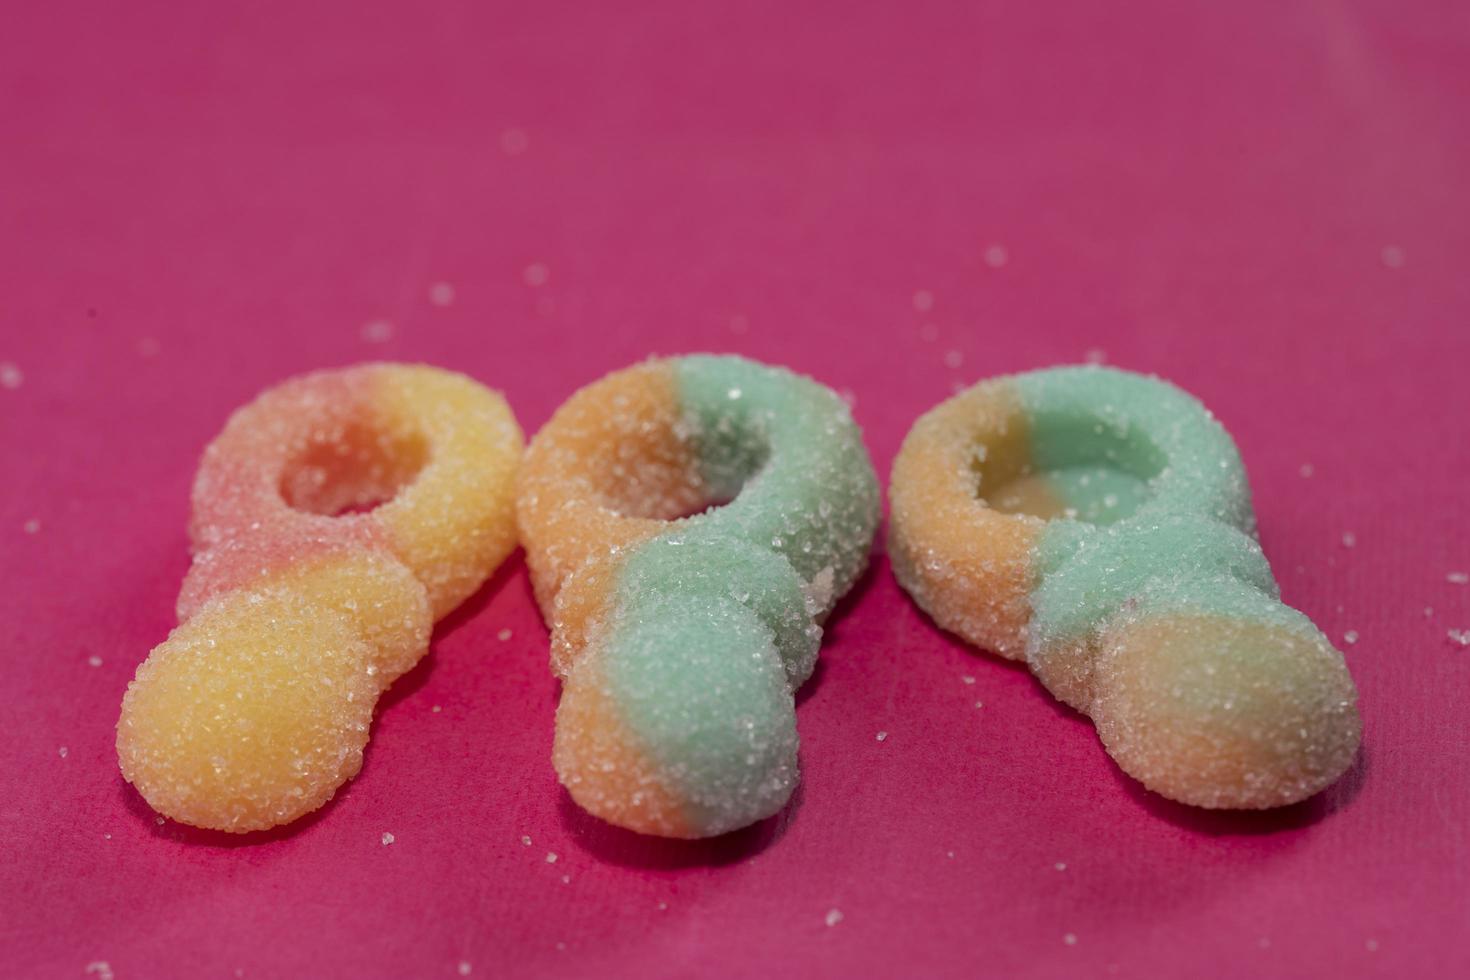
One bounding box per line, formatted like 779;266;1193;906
591;355;880;834
1016;366;1254;539
1012;367;1281;660
673;354;880;614
597;593;799;836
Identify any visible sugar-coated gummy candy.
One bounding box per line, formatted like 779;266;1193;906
518;355;881;838
888;366;1361;809
117;364;523;832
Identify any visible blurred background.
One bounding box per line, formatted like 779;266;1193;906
3;2;1467;978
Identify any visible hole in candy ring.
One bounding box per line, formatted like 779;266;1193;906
278;422;430;517
576;411;772;524
976;406;1165;526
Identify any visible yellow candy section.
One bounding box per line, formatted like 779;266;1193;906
887;381;1042;658
118;552;430;832
371;365;524;619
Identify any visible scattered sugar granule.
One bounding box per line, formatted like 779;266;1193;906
58;746;68;759
155;816;166;825
381;831;395;846
523;263;550;287
545;852;558;864
961;675;976;685
428;281;456;307
1447;572;1469;585
500;127;529;155
1366;938;1380;953
432;705;442;713
1084;348;1108;365
458;961;473;976
1447;629;1470;648
825;908;844;927
983;244;1009;269
1343;630;1359;645
85;963;114;980
657;901;668;911
360;320;395;343
1064;933;1078;946
104;833;112;840
23;519;40;534
0;362;22;390
1425;607;1435;618
1054;862;1067;871
88;655;103;667
1341;531;1356;548
946;850;955;859
1380;245;1406;269
943;349;964;369
912;289;934;312
561;874;570;884
497;628;513;641
875;731;888;742
975;701;984;709
521;835;532;846
1299;463;1315;478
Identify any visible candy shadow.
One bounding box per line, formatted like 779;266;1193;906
898;585;1369;837
996;654;1370;836
1115;741;1369;836
116;770;351;847
557;780;802;871
429;550;528;642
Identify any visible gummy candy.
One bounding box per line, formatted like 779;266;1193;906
518;355;881;838
889;366;1361;808
117;364;523;832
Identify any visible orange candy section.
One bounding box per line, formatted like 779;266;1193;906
516;360;701;616
552;653;692;838
887;381;1042;659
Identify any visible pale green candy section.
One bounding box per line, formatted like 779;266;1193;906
673;355;881;617
615;529;821;686
1028;516;1277;654
599;593;799;836
1017;366;1255;541
1014;367;1271;654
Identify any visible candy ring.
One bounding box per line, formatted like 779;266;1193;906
118;364;523;832
889;366;1360;809
518;355;880;838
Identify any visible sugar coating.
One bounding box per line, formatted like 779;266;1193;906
518;355;880;837
118;364;522;832
889;366;1361;809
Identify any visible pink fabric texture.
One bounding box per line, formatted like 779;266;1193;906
2;2;1466;977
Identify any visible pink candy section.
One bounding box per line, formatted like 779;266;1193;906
179;368;389;616
3;2;1468;979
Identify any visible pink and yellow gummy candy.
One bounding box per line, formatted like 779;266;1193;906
117;363;522;832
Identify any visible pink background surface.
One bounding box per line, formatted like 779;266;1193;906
3;2;1468;977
